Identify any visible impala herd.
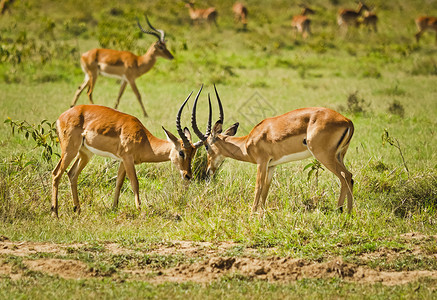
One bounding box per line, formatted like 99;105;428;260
50;1;435;217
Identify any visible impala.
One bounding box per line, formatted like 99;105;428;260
191;86;355;215
185;1;218;27
360;10;378;32
71;17;174;117
52;90;204;218
415;16;437;43
291;4;315;39
337;1;370;33
232;2;248;29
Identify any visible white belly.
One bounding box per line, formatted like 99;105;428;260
83;141;121;161
98;64;127;81
268;150;312;166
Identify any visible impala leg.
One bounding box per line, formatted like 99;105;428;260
114;81;127;110
113;162;126;210
71;76;90;107
51;152;78;218
67;150;92;214
312;151;353;213
259;166;276;214
415;31;423;43
128;80;148;117
86;72;97;104
251;163;268;216
122;158;141;211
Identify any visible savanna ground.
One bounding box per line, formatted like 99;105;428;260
0;0;436;298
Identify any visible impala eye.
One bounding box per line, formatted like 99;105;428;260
205;144;209;151
179;151;185;158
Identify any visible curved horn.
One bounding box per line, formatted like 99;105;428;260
176;91;193;148
214;83;224;123
145;15;166;41
191;85;206;141
136;17;161;41
205;93;212;137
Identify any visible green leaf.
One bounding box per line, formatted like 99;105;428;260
303;163;313;171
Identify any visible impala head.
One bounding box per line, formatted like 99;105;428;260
357;1;370;13
191;84;239;177
137;16;174;60
184;1;195;8
299;4;315;15
163;89;204;181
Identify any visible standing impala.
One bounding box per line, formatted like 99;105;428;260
291;4;315;39
232;2;248;29
185;1;218;27
192;86;355;215
52;90;204;218
337;1;370;34
415;16;437;43
71;17;174;117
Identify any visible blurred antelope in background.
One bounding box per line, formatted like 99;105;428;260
291;4;315;39
185;1;218;27
0;0;14;15
337;1;370;34
360;10;378;32
71;17;174;117
415;16;437;43
52;90;204;218
233;2;248;30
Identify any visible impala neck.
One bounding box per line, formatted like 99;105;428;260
215;135;253;163
138;45;158;75
145;135;174;162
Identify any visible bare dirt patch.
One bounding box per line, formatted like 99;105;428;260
1;234;437;285
24;259;92;279
147;256;437;286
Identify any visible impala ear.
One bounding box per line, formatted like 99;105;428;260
162;126;181;150
212;120;223;136
223;122;239;136
183;127;192;142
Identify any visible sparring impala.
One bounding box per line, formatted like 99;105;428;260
71;16;174;117
192;86;355;216
415;16;437;43
337;1;370;34
291;4;315;39
184;1;218;27
52;89;204;218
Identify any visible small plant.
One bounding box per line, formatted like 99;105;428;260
303;159;324;188
4;118;59;164
387;100;405;118
192;147;208;181
382;129;409;174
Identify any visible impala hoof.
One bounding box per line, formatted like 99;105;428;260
51;207;58;218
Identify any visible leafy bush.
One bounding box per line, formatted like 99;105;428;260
4;118;59;163
387;100;405;118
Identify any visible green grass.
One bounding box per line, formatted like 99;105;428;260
1;0;437;297
1;276;437;299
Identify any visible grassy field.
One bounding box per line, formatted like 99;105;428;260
1;0;437;298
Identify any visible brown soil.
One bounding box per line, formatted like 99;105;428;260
1;233;436;286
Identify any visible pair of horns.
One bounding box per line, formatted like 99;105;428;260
137;15;166;42
176;84;224;149
191;84;223;145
